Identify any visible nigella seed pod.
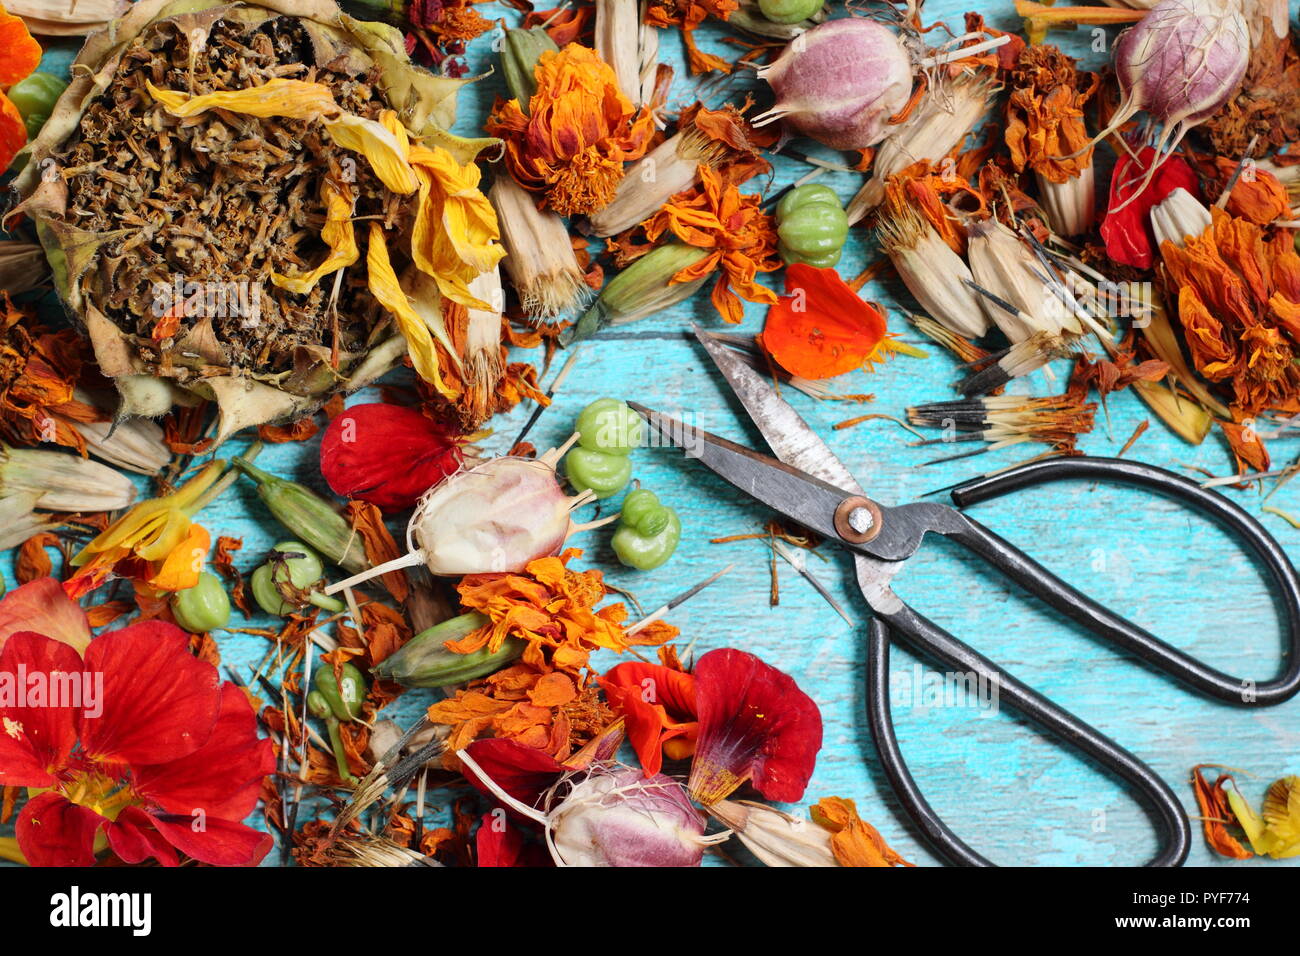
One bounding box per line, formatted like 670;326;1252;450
753;18;913;151
1084;0;1250;210
324;438;615;591
549;767;715;866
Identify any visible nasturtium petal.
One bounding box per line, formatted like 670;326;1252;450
687;648;822;805
0;9;41;86
79;622;221;767
0;92;26;174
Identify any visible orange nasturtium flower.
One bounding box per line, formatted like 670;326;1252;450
0;4;42;173
641;164;781;323
760;263;890;380
68;460;225;598
486;44;656;217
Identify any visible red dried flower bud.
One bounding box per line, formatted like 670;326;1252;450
320;403;463;512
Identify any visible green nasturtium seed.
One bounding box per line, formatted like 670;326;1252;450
576;398;643;456
251;540;343;616
757;0;824;24
776;183;849;268
170;571;232;633
7;73;70;139
313;662;367;722
612;490;681;570
566;446;633;499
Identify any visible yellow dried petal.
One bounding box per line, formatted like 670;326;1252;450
325;112;419;195
145;78;339;121
365;222;458;400
408;143;505;308
271;179;359;294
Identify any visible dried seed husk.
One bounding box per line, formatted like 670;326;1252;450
1150;187;1213;249
595;0;643;106
66;389;171;475
10;0;499;444
1037;166;1096;238
0;239;49;294
5;0;128;36
966;218;1081;342
708;799;838;867
847;73;996;224
491;175;588;318
0;491;59;551
0;444;136;512
877;202;988;339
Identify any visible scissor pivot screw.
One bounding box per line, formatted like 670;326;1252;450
834;496;882;544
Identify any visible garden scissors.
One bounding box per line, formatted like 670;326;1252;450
628;327;1300;867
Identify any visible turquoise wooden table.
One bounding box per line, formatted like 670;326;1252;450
5;0;1298;867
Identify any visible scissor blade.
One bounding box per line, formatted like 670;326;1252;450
691;326;863;495
629;402;852;544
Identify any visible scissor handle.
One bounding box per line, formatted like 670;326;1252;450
948;455;1300;706
866;612;1192;867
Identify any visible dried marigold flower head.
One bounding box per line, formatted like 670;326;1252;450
640;164;780;323
487;44;656;217
1005;44;1099;236
1157;207;1300;415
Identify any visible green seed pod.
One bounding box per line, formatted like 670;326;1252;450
566;243;712;343
313;662;368;722
776;183;849;268
372;611;528;687
7;73;70;139
250;541;345;616
576;398;643;456
757;0;825;24
170;571;232;633
501;26;560;106
234;458;368;573
612;502;681;570
621;488;669;536
565;447;633;499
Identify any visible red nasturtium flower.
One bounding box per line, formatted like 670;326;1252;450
0;588;274;867
604;648;822;804
320;402;463;512
688;648;821;805
760;263;888;380
1099;145;1198;270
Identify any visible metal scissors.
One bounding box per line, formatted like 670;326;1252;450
630;327;1300;867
